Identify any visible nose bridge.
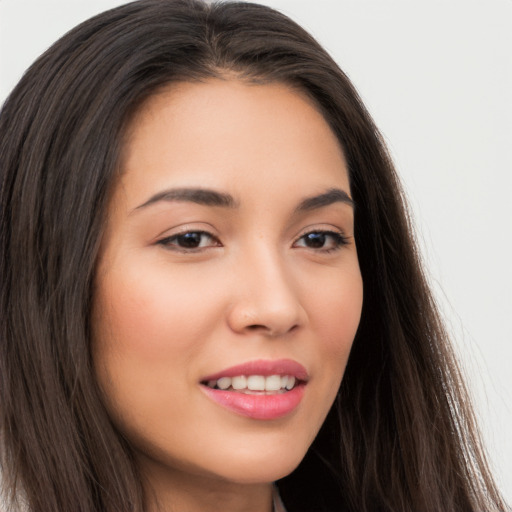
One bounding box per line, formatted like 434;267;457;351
228;241;305;336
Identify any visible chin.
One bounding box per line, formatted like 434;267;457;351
207;447;307;485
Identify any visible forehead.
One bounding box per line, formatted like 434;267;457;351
118;79;349;206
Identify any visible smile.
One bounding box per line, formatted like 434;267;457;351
204;374;297;393
200;359;308;420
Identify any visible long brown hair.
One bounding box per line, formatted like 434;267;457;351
0;1;507;511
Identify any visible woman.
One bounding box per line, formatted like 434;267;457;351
0;1;508;511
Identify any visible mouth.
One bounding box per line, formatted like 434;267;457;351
200;359;308;420
202;374;299;394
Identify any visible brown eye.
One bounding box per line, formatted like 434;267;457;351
175;232;204;248
303;232;327;248
158;231;220;250
294;231;348;252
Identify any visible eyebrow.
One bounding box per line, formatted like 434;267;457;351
134;187;238;211
133;186;354;213
294;188;354;212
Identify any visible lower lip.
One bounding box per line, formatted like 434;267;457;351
201;384;305;420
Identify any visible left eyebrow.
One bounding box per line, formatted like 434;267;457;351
294;188;354;213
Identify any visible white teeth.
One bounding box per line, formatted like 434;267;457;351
285;376;295;390
217;377;232;390
232;376;247;390
206;374;298;391
265;375;282;391
247;375;266;391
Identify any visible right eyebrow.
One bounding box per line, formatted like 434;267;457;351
132;187;238;213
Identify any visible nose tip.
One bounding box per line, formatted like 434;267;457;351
229;304;301;337
226;264;306;337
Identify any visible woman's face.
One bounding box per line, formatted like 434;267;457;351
93;79;363;490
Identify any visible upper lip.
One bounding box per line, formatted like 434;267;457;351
201;359;309;382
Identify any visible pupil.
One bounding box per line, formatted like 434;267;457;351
178;233;201;248
305;233;325;248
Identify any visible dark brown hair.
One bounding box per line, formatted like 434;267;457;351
0;1;508;511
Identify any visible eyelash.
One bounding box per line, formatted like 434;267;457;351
156;229;349;253
293;230;349;253
157;230;220;252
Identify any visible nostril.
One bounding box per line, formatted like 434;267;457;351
246;323;298;336
247;324;266;331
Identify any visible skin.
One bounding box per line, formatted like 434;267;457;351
92;79;363;512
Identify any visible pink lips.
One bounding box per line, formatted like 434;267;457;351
200;359;308;421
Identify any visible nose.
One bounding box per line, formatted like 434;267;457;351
226;249;307;337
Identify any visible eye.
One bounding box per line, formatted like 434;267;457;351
157;230;220;251
293;230;348;252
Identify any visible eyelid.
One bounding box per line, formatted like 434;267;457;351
152;221;217;240
294;223;348;240
155;227;222;252
292;227;350;252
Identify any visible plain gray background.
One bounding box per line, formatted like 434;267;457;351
1;0;511;504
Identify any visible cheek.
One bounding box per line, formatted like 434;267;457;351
90;265;203;427
314;265;363;349
91;265;207;442
327;284;362;352
93;262;220;362
308;266;363;393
